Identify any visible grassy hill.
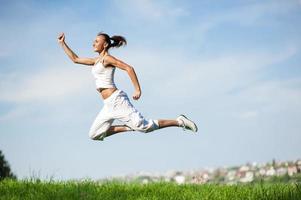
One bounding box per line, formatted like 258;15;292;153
1;179;301;200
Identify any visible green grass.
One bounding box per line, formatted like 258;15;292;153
1;179;301;200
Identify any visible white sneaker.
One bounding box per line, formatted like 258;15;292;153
177;114;198;132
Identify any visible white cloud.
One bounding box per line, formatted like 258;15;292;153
234;78;301;110
113;0;189;21
197;1;299;35
0;106;29;122
148;47;299;99
218;77;301;123
0;1;84;58
0;66;92;103
239;111;259;119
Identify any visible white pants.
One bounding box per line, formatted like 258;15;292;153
89;90;159;140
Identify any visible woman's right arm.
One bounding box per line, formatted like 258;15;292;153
58;33;96;66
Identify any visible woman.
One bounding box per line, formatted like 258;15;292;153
57;32;198;141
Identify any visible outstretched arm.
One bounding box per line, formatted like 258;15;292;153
57;33;96;66
105;55;142;100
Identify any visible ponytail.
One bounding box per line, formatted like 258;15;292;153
110;35;127;48
97;32;127;50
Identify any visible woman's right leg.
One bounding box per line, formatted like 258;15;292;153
157;115;198;132
105;120;181;138
105;120;180;138
106;117;195;137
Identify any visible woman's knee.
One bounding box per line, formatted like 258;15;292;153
88;121;112;140
89;129;106;140
134;119;159;133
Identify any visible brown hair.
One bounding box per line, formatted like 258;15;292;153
97;32;127;50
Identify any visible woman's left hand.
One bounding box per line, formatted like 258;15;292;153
132;90;141;100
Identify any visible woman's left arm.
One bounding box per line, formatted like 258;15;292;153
105;55;141;100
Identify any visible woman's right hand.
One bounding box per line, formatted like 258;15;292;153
57;32;65;44
132;89;141;100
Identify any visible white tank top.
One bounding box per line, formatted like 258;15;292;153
91;55;116;89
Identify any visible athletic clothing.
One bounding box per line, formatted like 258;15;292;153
91;55;116;89
89;90;159;141
89;55;159;141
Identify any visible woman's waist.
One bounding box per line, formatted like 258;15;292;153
97;87;118;101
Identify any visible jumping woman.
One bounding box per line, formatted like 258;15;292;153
57;32;198;141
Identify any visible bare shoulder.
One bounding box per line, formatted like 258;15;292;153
103;54;118;67
104;55;132;71
104;54;117;62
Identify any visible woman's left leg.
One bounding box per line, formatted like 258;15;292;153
105;125;133;137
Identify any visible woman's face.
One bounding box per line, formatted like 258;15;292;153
93;35;107;53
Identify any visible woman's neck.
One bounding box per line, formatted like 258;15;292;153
99;50;107;57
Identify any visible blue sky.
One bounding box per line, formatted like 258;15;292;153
0;0;301;180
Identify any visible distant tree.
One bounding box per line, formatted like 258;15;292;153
0;150;16;180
